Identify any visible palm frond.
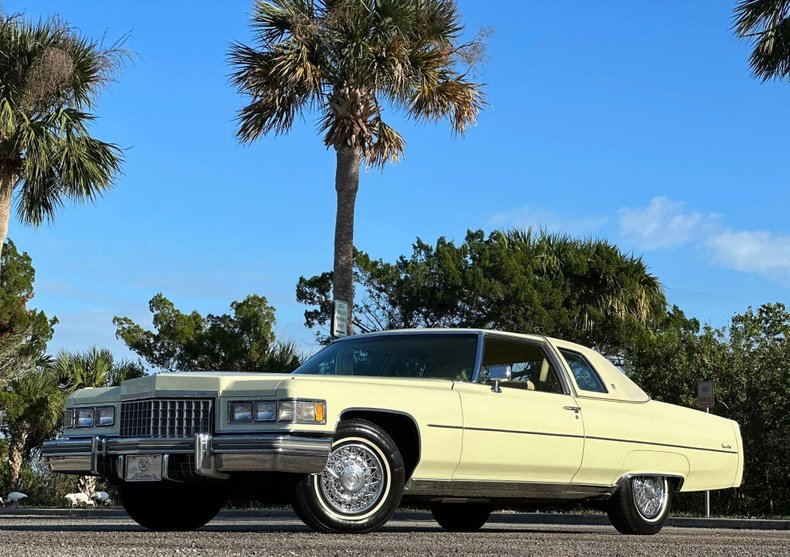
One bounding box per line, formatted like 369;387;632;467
734;0;789;35
230;42;320;141
366;116;405;167
231;0;486;163
50;346;143;391
252;0;317;45
12;107;121;226
410;74;485;134
0;12;125;228
734;0;790;80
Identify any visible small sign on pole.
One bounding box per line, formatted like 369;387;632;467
697;380;715;518
697;381;715;409
331;299;350;338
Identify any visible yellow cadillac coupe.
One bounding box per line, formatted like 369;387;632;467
43;330;743;535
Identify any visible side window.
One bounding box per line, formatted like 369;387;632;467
559;349;607;393
479;337;564;394
352;349;391;375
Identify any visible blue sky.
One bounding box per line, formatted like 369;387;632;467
5;1;790;362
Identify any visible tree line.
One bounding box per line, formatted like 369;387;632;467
2;230;789;516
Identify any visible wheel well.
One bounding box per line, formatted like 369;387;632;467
615;474;685;493
339;410;421;481
668;476;684;492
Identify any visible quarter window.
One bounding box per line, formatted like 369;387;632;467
559;349;607;393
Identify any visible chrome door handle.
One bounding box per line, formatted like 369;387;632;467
563;406;581;413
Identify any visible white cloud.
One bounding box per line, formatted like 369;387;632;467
490;205;608;236
618;197;718;250
620;197;790;286
706;230;790;285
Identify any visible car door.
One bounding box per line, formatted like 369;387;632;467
451;335;585;484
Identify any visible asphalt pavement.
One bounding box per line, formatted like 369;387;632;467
1;511;788;557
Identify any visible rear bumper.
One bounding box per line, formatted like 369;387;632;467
42;433;332;480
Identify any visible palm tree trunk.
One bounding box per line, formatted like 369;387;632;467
8;429;28;490
0;171;13;265
332;146;361;334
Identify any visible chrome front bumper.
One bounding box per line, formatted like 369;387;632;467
42;433;332;480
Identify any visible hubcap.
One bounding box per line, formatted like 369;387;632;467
319;442;386;516
632;476;666;520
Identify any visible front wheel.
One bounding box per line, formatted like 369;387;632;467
431;502;491;532
120;482;223;531
291;419;405;533
607;476;672;535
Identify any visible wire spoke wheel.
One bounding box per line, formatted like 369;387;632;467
607;475;672;535
320;442;386;516
631;476;667;520
290;419;405;533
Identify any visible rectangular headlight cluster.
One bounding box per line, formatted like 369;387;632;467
65;406;115;429
228;400;326;424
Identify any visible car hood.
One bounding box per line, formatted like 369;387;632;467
68;372;291;404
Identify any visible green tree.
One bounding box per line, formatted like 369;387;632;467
0;238;55;387
51;347;144;393
113;293;301;373
724;303;790;515
626;303;790;516
0;368;63;490
297;229;666;353
229;0;486;328
734;0;790;81
0;13;125;265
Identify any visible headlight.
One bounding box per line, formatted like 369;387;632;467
95;406;115;427
75;408;94;428
227;399;326;424
229;402;253;422
278;400;326;424
254;401;277;422
63;409;74;429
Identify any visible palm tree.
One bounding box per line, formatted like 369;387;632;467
0;368;63;490
0;13;125;266
499;230;666;344
734;0;790;80
229;0;485;331
255;340;302;372
52;347;144;392
51;348;144;495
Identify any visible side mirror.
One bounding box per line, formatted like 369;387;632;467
489;364;512;393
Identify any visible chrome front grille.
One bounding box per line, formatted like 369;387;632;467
120;399;213;438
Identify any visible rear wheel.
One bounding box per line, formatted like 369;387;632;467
431;503;491;532
291;419;405;533
120;482;222;531
607;476;671;535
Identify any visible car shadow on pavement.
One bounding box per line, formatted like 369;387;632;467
0;522;608;535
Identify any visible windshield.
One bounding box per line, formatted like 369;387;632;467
293;333;479;381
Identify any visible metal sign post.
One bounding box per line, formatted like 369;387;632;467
697;381;715;518
331;300;350;338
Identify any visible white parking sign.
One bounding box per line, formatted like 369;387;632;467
697;381;715;409
332;300;350;338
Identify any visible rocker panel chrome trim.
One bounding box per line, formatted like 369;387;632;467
404;479;613;501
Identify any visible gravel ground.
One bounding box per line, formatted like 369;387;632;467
0;513;788;557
